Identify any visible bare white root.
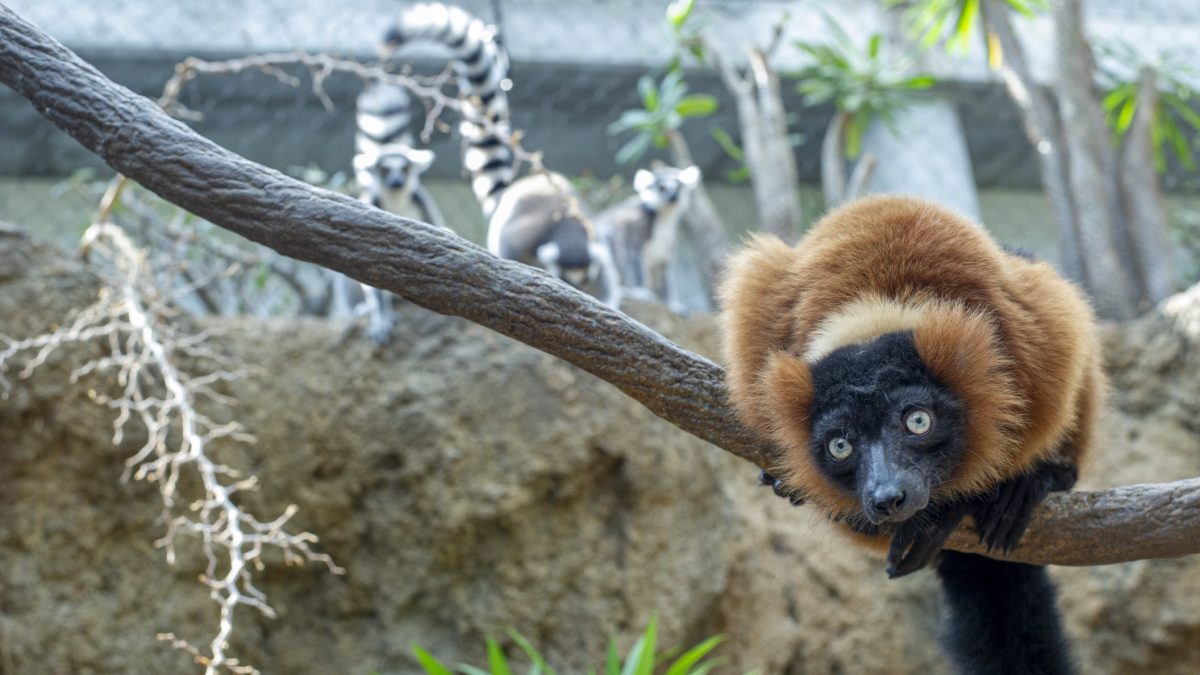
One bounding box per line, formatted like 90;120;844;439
0;222;343;675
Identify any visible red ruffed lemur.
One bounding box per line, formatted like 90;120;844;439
719;196;1104;674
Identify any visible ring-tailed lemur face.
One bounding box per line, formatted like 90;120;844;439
535;241;601;289
633;165;701;210
355;146;435;192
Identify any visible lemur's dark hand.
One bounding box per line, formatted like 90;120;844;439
758;470;805;506
886;500;973;579
974;462;1077;554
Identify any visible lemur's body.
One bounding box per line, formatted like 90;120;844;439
350;83;445;344
720;196;1104;674
598;164;699;305
385;3;619;306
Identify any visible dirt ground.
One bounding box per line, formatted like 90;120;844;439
2;227;1198;674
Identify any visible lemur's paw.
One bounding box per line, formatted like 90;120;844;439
364;317;395;347
758;470;805;506
886;501;971;579
973;463;1074;554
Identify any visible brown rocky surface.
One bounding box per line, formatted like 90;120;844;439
1;227;1197;673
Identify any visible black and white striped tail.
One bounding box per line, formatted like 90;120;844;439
384;2;514;217
356;84;414;155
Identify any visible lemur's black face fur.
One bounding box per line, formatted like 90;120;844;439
808;331;968;527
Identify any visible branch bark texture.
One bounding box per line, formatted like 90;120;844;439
1;6;1197;568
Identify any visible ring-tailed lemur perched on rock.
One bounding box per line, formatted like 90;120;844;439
348;82;447;345
384;2;619;306
597;164;700;308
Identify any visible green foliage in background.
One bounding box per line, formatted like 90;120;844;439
411;617;734;675
1098;43;1200;173
607;71;719;165
793;18;936;158
885;0;1047;61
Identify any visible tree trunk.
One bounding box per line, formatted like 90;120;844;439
859;101;982;220
1052;0;1140;319
821;111;849;207
741;48;803;240
667;129;728;301
1119;67;1176;307
982;0;1085;283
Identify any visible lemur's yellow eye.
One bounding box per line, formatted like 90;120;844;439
827;436;853;461
905;409;933;435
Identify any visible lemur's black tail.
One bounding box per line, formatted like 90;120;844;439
936;551;1075;675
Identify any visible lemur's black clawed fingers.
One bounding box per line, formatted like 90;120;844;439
887;502;971;579
975;478;1020;551
886;527;916;578
758;470;806;507
974;461;1067;553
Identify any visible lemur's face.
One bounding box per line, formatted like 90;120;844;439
356;146;434;192
806;331;968;526
537;241;600;289
377;148;434;190
634;165;700;208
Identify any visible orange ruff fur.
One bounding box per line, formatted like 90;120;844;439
719;196;1104;545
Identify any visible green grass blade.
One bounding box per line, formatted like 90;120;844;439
619;638;645;675
412;644;455;675
605;638;621;675
506;630;556;675
689;656;727;675
664;636;724;675
486;638;511;675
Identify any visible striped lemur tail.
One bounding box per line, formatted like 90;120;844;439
383;3;620;307
383;2;514;218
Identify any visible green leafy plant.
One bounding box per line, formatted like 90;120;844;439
665;0;706;69
794;19;936;158
885;0;1047;59
1098;43;1200;172
608;71;720;165
411;617;727;675
709;127;751;183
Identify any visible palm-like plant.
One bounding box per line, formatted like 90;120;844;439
607;71;719;165
885;0;1048;63
794;20;936;160
1099;42;1200;173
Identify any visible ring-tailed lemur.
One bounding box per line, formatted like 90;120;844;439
597;164;700;307
384;2;619;306
349;83;446;345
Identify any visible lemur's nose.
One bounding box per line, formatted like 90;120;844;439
871;485;907;517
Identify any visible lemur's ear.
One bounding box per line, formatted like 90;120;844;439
633;169;655;192
536;241;561;269
679;165;701;185
407;148;436;172
352;152;377;171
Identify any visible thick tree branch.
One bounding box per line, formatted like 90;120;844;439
2;6;1198;568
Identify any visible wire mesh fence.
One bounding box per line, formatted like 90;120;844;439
3;0;1200;309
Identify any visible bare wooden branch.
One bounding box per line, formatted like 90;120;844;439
946;478;1200;566
695;17;803;240
2;6;1198;568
